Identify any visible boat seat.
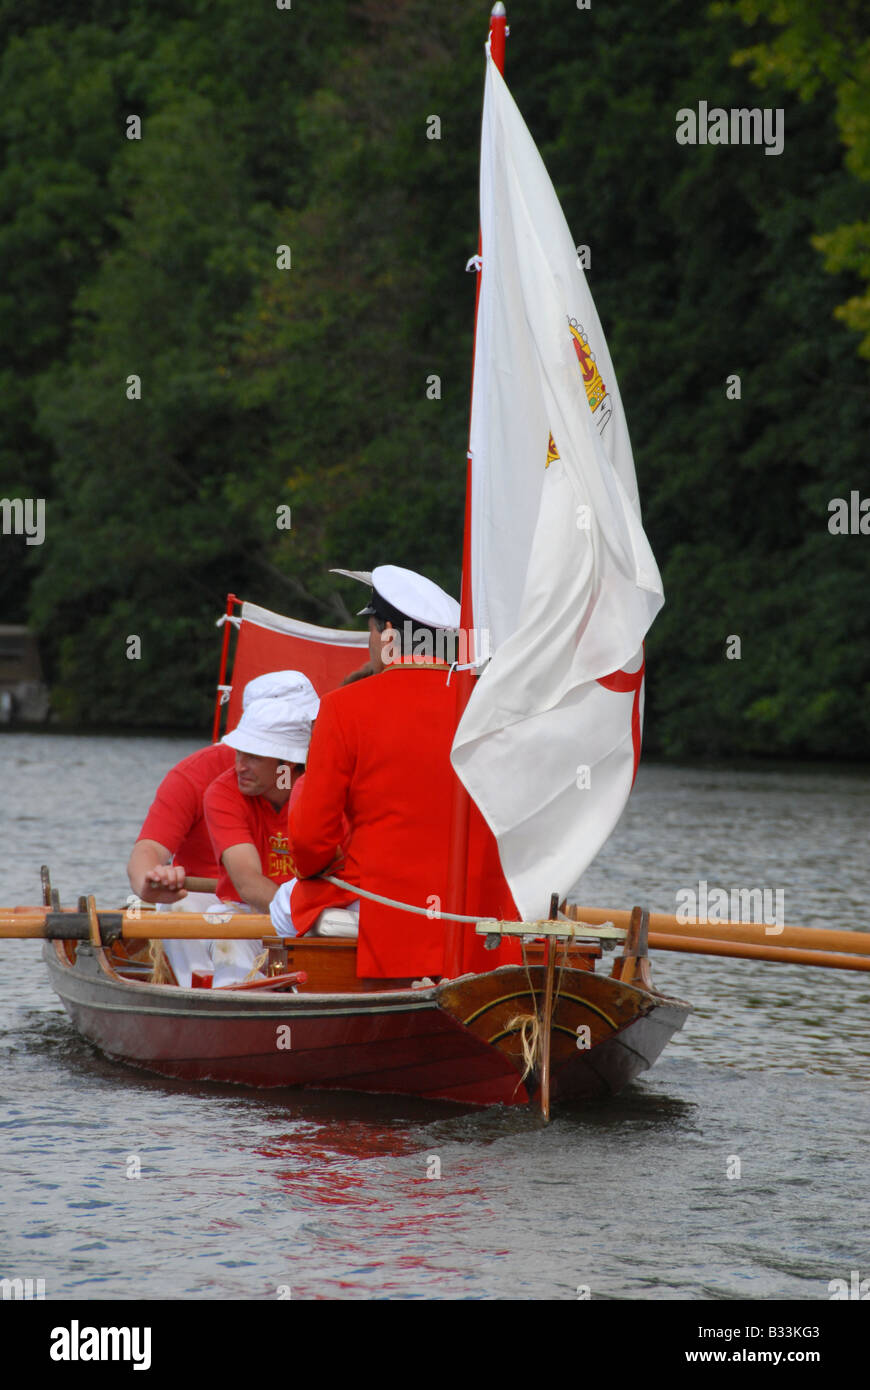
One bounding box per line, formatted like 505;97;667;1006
310;908;359;939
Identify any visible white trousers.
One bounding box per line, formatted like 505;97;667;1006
156;893;265;988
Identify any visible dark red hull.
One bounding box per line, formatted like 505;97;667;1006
44;941;690;1107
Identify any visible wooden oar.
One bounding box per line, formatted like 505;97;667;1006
648;932;870;972
568;905;870;957
0;909;273;940
3;904;868;973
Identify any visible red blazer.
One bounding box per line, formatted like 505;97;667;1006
289;661;520;978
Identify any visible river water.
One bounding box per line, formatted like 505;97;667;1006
0;732;867;1301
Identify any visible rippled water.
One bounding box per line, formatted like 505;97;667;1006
1;733;868;1299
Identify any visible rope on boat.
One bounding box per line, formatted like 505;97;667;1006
506;1010;540;1082
148;939;174;985
509;937;575;1084
321;874;484;922
320;873;594;934
244;949;269;982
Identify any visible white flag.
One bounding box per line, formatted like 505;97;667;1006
451;51;664;920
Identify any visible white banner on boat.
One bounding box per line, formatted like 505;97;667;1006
451;50;664;920
239;601;369;648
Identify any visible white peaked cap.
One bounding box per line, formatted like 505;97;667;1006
224;671;319;762
332;564;461;628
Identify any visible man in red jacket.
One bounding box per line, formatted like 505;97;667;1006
275;566;519;979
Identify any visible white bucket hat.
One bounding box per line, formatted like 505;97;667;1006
223;671;319;762
242;668;316;710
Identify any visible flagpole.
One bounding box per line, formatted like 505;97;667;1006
443;2;508;978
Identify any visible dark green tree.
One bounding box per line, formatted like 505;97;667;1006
1;0;866;757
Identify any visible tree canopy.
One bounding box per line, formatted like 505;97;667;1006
0;0;867;755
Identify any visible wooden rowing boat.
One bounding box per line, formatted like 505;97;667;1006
19;6;699;1114
40;901;691;1108
16;876;868;1108
7;8;869;1118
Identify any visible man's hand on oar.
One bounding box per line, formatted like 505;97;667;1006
141;862;188;905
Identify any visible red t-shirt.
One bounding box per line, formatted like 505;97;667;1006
137;743;235;878
204;767;301;904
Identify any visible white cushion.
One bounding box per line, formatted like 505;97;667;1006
312;907;359;939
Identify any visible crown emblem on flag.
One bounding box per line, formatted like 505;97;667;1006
546;317;615;468
568;317;612;435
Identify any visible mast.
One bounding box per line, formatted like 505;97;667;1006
442;3;508;977
211;592;240;743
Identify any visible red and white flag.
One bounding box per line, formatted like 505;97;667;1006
451;50;664;919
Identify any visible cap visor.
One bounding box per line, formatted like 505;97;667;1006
330;568;374;586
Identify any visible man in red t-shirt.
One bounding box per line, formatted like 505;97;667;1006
204;674;319;909
128;669;314;905
127;672;317;988
128;742;235;904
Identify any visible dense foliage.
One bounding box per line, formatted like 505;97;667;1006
1;0;867;755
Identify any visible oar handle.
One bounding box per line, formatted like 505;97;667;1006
183;877;218;894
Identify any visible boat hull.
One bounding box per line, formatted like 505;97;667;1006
44;942;690;1107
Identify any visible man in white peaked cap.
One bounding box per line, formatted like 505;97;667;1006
355;565;461;639
275;565;518;979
